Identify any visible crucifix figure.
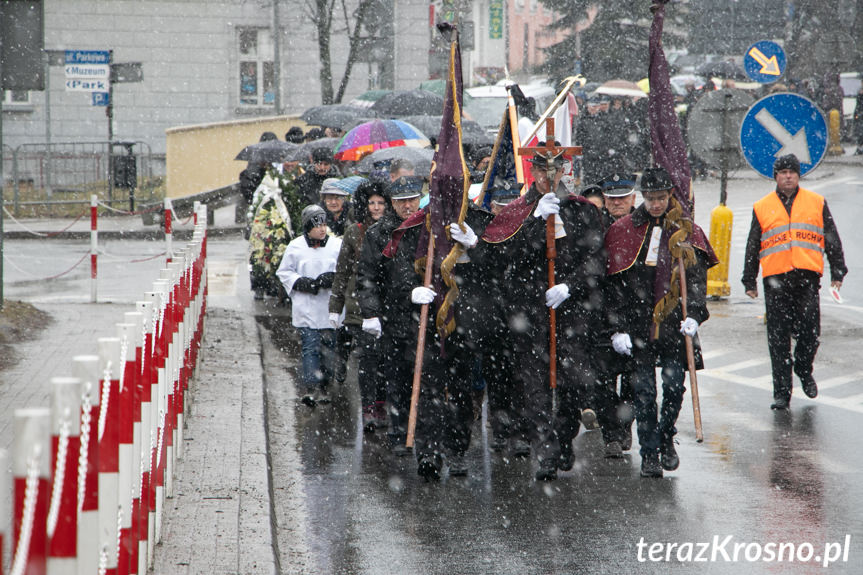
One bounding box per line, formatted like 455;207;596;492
516;118;581;392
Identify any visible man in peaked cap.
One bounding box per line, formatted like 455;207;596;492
604;166;718;477
356;176;423;455
742;154;847;410
588;173;639;457
481;146;605;480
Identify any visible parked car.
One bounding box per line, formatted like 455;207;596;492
840;72;862;123
466;81;556;132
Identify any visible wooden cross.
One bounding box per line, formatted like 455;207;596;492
517;118;582;178
514;116;581;394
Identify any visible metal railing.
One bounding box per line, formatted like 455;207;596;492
1;141;158;214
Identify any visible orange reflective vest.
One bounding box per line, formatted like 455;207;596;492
753;187;825;278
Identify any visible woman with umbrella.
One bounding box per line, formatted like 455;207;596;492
328;180;390;430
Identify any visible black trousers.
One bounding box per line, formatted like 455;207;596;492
414;336;475;460
511;323;588;464
591;344;635;444
763;272;821;401
379;333;415;445
339;325;385;408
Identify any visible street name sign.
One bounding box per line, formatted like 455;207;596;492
743;40;786;84
64;50;110;92
739;93;827;179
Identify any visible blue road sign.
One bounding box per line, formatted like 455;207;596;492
92;92;110;106
739;93;827;179
744;41;786;84
65;50;110;65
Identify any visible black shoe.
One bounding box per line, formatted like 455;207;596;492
557;444;575;471
640;452;663;478
301;393;317;407
535;460;558;481
660;439;679;471
392;443;413;457
800;375;818;398
580;408;599;430
510;438;531;458
417;455;442;481
621;423;633;452
770;397;790;410
315;387;331;404
490;434;507;453
447;454;468;477
604;441;624;459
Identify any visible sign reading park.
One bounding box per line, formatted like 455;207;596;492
739;93;827;179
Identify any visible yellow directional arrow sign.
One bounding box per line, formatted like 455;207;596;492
748;47;780;76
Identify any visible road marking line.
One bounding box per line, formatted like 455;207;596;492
700;370;863;415
807;176;856;191
814;372;863;390
702;348;733;361
714;358;769;373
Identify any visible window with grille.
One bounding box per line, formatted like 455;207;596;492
238;28;275;107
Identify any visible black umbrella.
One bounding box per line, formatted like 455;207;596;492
286;137;340;163
235;139;298;163
370;89;445;117
696;60;748;81
355;147;435;177
300;104;378;129
399;115;493;146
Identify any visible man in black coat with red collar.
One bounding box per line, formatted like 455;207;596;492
604;167;718;478
482;151;605;480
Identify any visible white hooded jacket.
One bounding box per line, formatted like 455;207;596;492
276;233;343;328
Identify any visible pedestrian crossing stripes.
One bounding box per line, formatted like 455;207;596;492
700;349;863;415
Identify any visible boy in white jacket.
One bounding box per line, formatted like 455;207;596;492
277;205;343;405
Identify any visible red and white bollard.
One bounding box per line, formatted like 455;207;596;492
72;355;100;575
133;300;155;573
97;337;122;575
90;195;98;303
11;407;51;575
144;283;169;551
122;311;144;575
164;198;173;264
47;377;82;575
1;449;8;575
115;321;138;575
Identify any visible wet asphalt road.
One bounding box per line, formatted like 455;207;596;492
4;164;862;574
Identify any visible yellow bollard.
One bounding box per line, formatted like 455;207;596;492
707;203;733;297
828;109;844;156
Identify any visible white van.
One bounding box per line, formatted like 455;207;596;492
466;81;556;132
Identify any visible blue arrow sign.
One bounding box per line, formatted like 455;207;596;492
743;41;786;84
739;93;827;179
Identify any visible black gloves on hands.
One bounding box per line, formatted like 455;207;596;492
316;272;335;290
293;276;319;294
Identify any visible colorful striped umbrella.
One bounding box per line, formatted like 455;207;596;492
333;119;430;162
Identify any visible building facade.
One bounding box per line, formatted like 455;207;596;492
1;0;431;161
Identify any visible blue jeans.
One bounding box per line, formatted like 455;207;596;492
297;327;335;390
632;349;686;456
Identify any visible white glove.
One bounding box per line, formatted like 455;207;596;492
533;193;560;220
328;312;341;329
362;317;382;339
545;283;570;309
680;317;698;337
449;222;478;248
411;286;437;305
611;332;632;356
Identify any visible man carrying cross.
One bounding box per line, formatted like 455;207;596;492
481;127;605;480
